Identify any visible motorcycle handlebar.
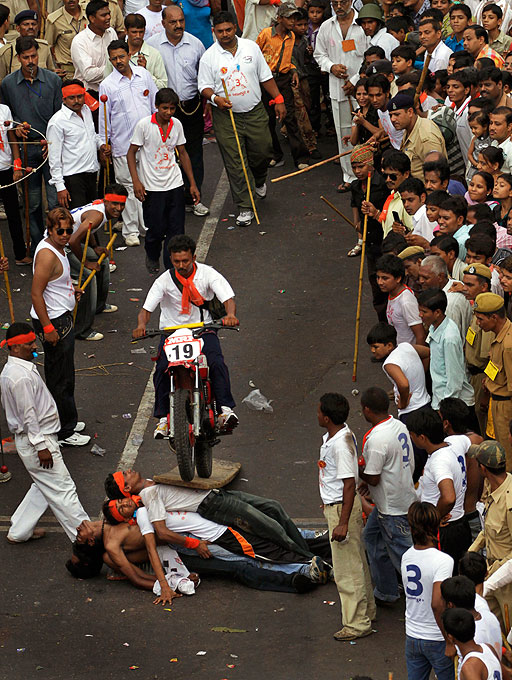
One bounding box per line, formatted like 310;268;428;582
133;319;240;340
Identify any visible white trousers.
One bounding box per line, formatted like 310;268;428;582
332;98;356;184
112;155;145;237
8;433;89;543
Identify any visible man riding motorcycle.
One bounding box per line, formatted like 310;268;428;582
133;234;239;438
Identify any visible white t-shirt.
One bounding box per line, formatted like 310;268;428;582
318;425;359;505
444;434;471;492
386;287;422;345
138;6;164;40
476;592;491;615
163;510;226;543
417;444;466;522
143;263;235;328
363;415;417;515
412;204;435;241
383;343;430;415
139;483;210;522
378;109;404;149
401;546;454;640
130;114;186;192
0;104;13;171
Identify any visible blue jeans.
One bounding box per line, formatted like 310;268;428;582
405;635;455;680
27;157;58;251
364;509;412;602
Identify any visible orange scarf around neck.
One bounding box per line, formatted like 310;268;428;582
175;263;204;315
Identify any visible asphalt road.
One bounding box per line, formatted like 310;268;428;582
0;132;408;680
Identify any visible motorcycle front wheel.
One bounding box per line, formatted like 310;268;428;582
173;388;195;482
195;439;212;478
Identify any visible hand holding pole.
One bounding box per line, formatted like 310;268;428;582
352;170;372;382
0;233;14;323
73;222;92;322
80;233;117;292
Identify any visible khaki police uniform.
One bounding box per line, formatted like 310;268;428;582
400;115;446;181
0;39;54;81
465;313;494;435
44;5;86;78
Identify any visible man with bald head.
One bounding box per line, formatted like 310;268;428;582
418;254;472;340
147;4;209;217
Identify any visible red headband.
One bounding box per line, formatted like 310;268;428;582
1;331;36;348
104;194;127;204
62;85;86;98
113;470;129;497
107;500;136;525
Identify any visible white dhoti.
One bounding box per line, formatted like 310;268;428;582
112;155;145;238
332;98;356;184
8;433;89;543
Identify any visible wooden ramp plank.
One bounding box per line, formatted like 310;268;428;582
154;458;241;489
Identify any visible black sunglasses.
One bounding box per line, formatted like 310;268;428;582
56;227;74;235
383;172;398;180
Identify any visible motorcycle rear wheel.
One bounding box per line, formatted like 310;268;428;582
173;388;195;482
195;439;212;478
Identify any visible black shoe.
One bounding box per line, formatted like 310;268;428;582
145;255;160;274
292;573;317;593
310;149;322;159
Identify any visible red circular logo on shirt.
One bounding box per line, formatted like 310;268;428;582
220;67;228;75
318;460;326;469
143;89;149;97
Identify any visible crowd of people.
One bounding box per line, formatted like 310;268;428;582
2;0;512;676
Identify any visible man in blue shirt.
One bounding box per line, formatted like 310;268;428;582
1;36;62;250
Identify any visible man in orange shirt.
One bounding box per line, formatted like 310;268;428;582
256;4;310;169
463;25;504;67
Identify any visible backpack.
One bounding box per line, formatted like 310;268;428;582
428;105;457;147
170;269;225;320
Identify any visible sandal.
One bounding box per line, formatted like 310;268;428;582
347;244;362;257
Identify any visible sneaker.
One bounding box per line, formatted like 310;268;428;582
154;418;169;439
15;256;32;266
333;627;374;641
109;262;117;273
0;209;6;220
218;406;238;430
297;162;309;170
146;255;160;274
74;421;86;432
83;331;104;341
0;470;11;483
291;573;317;593
185;205;193;213
112;221;123;233
125;234;140;247
309;555;330;584
193;202;210;216
102;304;118;313
236;210;254;227
254;183;267;199
58;432;91;447
269;158;284;167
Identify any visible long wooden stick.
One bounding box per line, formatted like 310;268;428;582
505;603;510;633
221;78;259;225
352;171;372;382
80;233;117;292
414;54;432;109
73;222;92;322
271;149;352;183
320;195;357;229
23;145;30;258
0;232;14;323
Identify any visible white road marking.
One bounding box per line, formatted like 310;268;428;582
114;169;229;473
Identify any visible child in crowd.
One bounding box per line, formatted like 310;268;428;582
292;9;321;160
493;173;512;230
466;171;499;208
347;80;379;147
489;107;512;173
431;0;452;38
402;501;455;680
446;4;471;53
425;190;450;225
482;2;512;56
305;0;334;135
391;44;416;76
399;177;435;244
430;235;467;281
477;146;504;177
434;70;448;103
385;16;409;44
467;111;491;181
376;253;425;345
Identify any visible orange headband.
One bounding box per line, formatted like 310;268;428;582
1;331;36;348
113;470;129;497
62;85;86;97
107;499;137;525
104;194;127;204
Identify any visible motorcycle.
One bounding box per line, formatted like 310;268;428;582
137;320;239;482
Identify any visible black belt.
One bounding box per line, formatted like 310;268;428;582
467;364;485;376
441;515;468;527
465;509;480;520
197;488;219;513
490;394;511;401
325;501;342;506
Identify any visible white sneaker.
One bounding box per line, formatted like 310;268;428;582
74;422;86;432
255;183;267;199
297;162;309;170
154;418;169;439
109;262;117;273
236;210;254;227
59;432;91;447
83;331;104;341
0;470;11;482
125;234;140;247
102;304;118;313
193;202;210;216
269;158;284;167
218;406;238;430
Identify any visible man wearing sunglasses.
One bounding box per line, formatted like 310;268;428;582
30;207;91;447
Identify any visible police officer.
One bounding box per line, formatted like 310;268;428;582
462;264;494;435
0;10;54;81
474;292;512;470
468;440;512;630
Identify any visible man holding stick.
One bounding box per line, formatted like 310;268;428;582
198;11;285;228
30;207;90;447
68;184;126;341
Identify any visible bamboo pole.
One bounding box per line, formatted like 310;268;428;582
271;149;353;183
23;145;30;258
352;171;372;382
320;195;357;229
73;222;92;322
220;78;259;224
0;232;14;323
80;233;117;291
414;54;432;109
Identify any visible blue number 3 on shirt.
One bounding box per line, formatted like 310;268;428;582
406;564;423;596
398;432;410;465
